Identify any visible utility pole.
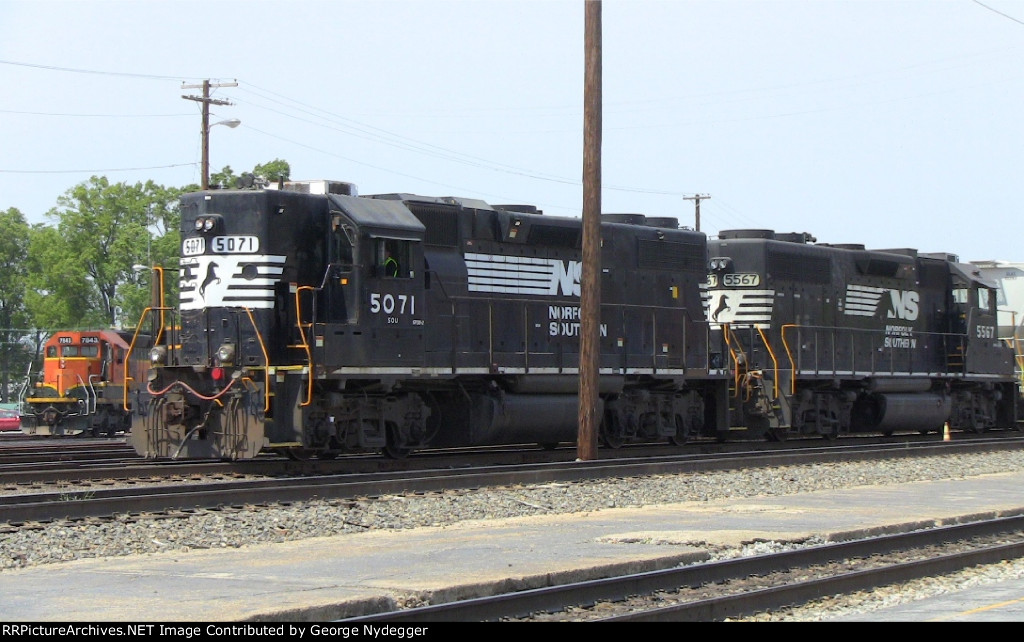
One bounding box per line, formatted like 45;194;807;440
578;0;601;462
182;79;237;190
684;194;710;232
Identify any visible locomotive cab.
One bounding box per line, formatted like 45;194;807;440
947;263;1010;375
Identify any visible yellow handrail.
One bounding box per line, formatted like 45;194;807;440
720;323;743;394
293;285;315;407
152;266;166;346
780;324;798;395
241;307;273;413
755;326;780;399
123;305;174;412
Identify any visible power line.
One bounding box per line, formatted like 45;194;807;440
0;163;195;175
973;0;1024;26
0;108;190;118
3;60;693;202
0;58;209;82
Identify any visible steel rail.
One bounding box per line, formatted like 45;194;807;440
2;438;1022;524
340;514;1024;622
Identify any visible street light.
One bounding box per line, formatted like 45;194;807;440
202;118;241;191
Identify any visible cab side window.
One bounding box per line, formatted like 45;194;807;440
377;239;411;279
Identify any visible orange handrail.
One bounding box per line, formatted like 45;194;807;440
293;285;315;407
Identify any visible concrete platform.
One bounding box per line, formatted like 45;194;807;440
3;471;1024;622
834;575;1024;621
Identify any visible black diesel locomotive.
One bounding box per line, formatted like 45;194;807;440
129;180;727;460
126;180;1019;460
706;230;1017;441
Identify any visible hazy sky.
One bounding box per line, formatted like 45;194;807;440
2;0;1022;262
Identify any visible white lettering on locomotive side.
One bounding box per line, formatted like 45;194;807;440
883;324;917;349
548;305;581;320
884;325;913;336
887;289;919;320
211;235;260;254
548;321;607;337
883;336;917;348
844;284;919;321
976;325;996;339
466;253;581;297
547;306;605;336
369;293;417;316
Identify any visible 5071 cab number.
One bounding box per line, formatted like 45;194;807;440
182;237;206;256
182;235;259;257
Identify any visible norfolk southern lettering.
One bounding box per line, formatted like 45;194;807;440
548;305;607;337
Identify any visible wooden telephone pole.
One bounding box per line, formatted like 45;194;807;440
578;0;602;461
182;79;237;190
684;194;710;231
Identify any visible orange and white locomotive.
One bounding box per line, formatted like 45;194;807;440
21;329;149;436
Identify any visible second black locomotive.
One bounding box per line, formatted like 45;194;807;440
706;229;1017;440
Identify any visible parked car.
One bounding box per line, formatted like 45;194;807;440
0;408;21;432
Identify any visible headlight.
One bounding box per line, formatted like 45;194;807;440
149;346;168;364
708;257;733;272
216;343;235;364
194;216;219;232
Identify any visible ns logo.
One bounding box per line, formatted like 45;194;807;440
554;260;582;297
885;289;919;321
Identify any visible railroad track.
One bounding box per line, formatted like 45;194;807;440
0;430;1015;487
1;436;1021;526
340;513;1024;622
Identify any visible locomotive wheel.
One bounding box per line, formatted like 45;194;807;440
820;421;839;440
383;443;411;459
382;423;411;459
600;426;624;449
600;411;625;448
669;416;688;446
278;447;314;461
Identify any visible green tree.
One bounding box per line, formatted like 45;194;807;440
208;159;291;190
25;224;95;329
32;176;181;330
207;165;237;190
0;209;33;402
254;159;290;184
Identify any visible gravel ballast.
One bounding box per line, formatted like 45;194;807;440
3;450;1024;621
